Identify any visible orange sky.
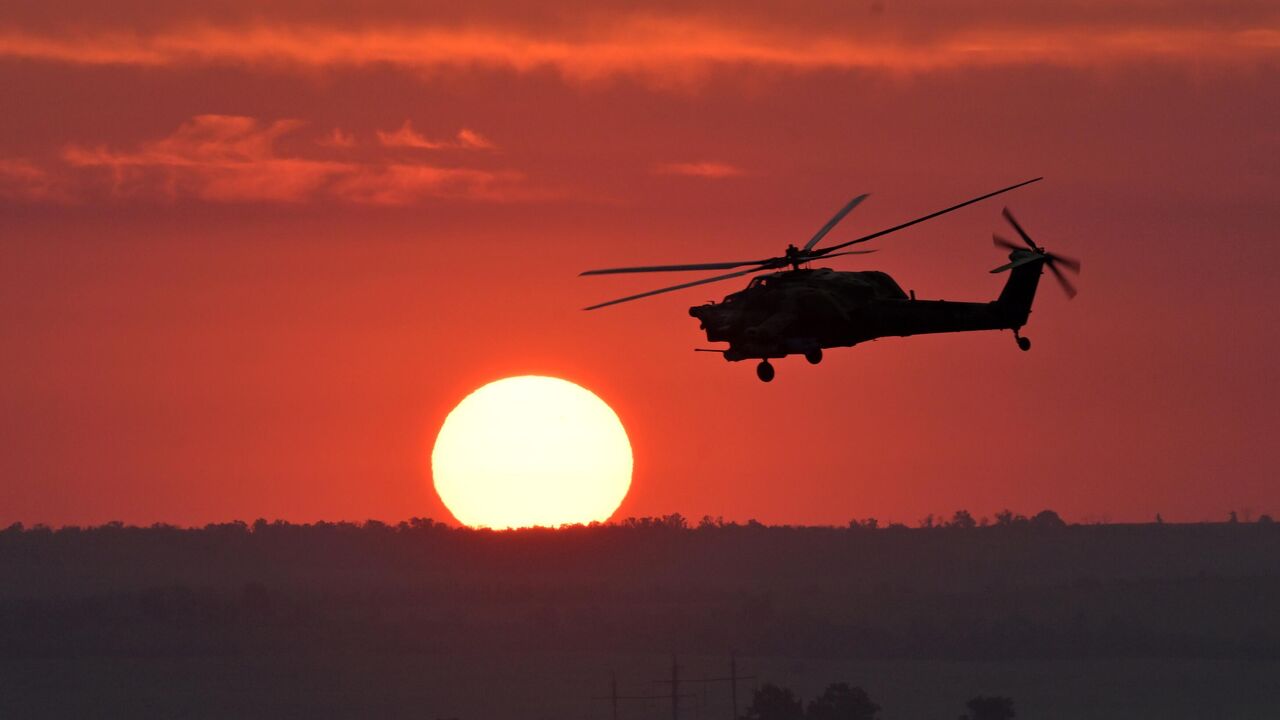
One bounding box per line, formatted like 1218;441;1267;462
1;0;1278;527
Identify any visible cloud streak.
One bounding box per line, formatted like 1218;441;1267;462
0;18;1276;80
6;115;520;205
317;128;357;148
654;161;745;179
376;121;496;150
0;159;69;202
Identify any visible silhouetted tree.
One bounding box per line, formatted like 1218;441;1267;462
949;510;976;529
742;683;803;720
1030;510;1065;529
994;510;1028;527
1229;511;1239;523
364;519;391;533
806;682;880;720
622;514;689;530
961;696;1015;720
1259;514;1274;524
664;513;688;529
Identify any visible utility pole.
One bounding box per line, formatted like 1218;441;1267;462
610;671;619;720
652;653;755;720
671;655;680;720
730;653;738;720
593;667;693;720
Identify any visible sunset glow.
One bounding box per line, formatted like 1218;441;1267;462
0;0;1275;528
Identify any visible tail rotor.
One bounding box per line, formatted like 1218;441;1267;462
990;208;1081;299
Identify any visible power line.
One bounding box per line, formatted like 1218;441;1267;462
594;654;756;720
650;653;757;720
591;667;695;720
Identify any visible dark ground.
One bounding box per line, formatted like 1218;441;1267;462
2;515;1278;718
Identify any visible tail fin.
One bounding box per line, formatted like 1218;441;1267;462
995;252;1045;327
990;209;1079;326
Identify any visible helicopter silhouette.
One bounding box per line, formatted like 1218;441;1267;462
581;178;1079;382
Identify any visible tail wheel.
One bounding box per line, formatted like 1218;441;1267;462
1017;336;1031;352
756;360;775;383
804;348;823;365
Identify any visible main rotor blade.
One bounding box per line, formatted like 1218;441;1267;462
581;259;767;276
993;233;1021;252
803;193;869;252
813;177;1043;256
820;249;878;260
1047;260;1078;298
583;267;762;310
1001;207;1039;250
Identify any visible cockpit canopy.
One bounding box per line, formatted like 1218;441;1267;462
742;268;908;300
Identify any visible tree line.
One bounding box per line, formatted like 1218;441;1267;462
740;681;1014;720
5;506;1271;536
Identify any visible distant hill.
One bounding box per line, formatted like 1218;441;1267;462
3;515;1278;662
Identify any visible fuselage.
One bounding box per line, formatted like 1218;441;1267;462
688;265;1040;361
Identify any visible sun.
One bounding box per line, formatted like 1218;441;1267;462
431;376;633;529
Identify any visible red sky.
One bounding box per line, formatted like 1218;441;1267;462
1;0;1277;527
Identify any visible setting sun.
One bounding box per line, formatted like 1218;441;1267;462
431;376;632;529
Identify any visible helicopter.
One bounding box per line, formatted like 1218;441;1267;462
580;177;1080;382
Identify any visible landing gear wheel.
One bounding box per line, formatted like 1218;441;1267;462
804;348;823;365
756;360;775;383
1017;336;1031;352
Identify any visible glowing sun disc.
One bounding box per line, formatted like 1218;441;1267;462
431;376;633;529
